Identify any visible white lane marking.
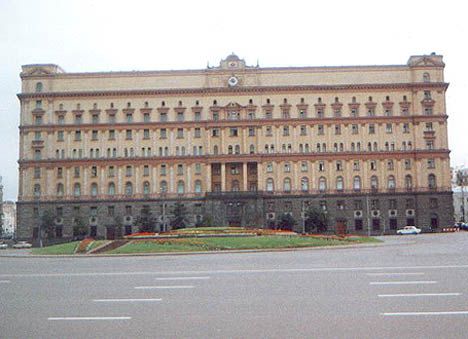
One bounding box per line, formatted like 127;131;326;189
0;280;11;283
48;317;131;321
382;311;468;316
135;285;194;289
379;293;461;297
367;272;424;276
155;276;210;281
370;281;437;285
93;298;162;302
4;264;468;278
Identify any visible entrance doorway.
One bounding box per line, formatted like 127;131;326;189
106;226;115;240
336;220;347;235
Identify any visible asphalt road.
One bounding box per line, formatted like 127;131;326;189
1;233;468;339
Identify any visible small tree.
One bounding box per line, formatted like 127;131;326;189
195;213;213;227
304;207;328;233
170;202;188;229
73;216;88;239
276;213;296;231
41;210;56;239
0;212;4;238
135;206;157;232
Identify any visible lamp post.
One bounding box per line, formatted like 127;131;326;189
457;171;466;222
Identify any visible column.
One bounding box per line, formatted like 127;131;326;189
135;166;140;194
243;162;248;191
169;165;175;193
221;163;226;191
187;165;192;193
257;163;264;190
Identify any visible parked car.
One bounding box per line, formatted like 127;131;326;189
12;241;32;249
0;242;8;249
456;222;468;231
397;226;422;235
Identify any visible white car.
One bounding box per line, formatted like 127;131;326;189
397;226;422;235
0;242;8;249
12;241;32;249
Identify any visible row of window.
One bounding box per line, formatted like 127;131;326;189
31;174;438;197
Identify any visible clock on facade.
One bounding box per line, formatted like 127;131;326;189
228;76;239;87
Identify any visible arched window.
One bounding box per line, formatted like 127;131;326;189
90;183;98;197
370;176;379;189
249;144;255;154
373;142;378;151
143;181;150;195
430;213;439;228
73;183;81;197
125;182;133;195
301;177;309;192
228;145;233;154
108;182;115;195
423;72;430;82
387;175;396;189
266;178;274;192
194;180;202;193
353;176;361;191
283;178;291;192
235;145;240;154
177;180;185;194
405;175;413;190
428;174;437;189
213;145;218;155
336;176;344;191
33;184;41;197
231;180;240;192
35;82;43;93
160;180;167;193
56;183;64;196
319;177;327;192
351;142;355;152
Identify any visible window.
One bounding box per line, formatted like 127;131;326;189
90;183;98;197
160;164;167;176
74;166;80;178
351;124;359;134
266;163;273;173
284;163;291;173
73;183;81;197
385;123;393;133
423;72;431;82
404;159;411;170
143;181;150;195
318;161;325;172
353;160;360;171
126;130;132;140
126;166;132;177
57;167;63;178
56;183;64;196
75;114;82;124
283;178;291;192
301;161;308;172
319;177;327;192
336;176;344;191
370;176;378;189
160;180;168;193
35;82;43;92
337;200;345;210
353;176;361;191
107;206;115;216
248;127;255;137
177;164;184;175
387;160;394;170
300;125;307;136
177;180;185;194
301;177;309;192
143;113;151;122
370;160;377;171
405;175;413;190
194;128;201;138
317;125;324;135
58;115;65;124
427;158;435;169
91;166;98;177
428;174;437;189
266;178;274;192
177;112;184;122
336;160;343;171
194;111;201;121
143;129;150;139
335;125;341;135
230;128;238;137
387;175;396;189
74;131;81;141
265;126;273;136
212;128;220;137
194;180;202;193
125;182;133;195
108;166;115;177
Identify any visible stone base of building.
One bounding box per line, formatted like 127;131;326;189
16;191;454;242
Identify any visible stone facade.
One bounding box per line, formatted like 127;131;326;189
16;53;453;240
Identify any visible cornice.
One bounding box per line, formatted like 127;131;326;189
18;114;449;132
18;149;450;168
17;82;449;100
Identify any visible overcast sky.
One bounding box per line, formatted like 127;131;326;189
0;0;467;201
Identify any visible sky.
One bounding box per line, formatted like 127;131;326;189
0;0;467;201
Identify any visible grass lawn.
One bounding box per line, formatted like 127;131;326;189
109;236;380;254
32;241;79;255
86;240;110;252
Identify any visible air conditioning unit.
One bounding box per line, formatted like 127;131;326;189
406;209;415;217
266;213;276;220
354;210;362;218
371;210;381;218
89;217;98;225
55;217;63;225
388;210;398;217
124;216;133;224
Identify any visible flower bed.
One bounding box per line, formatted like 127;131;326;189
75;238;94;254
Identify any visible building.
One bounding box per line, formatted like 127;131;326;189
452;166;468;222
16;53;453;240
1;201;17;236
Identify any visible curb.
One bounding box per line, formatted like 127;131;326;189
0;241;397;258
